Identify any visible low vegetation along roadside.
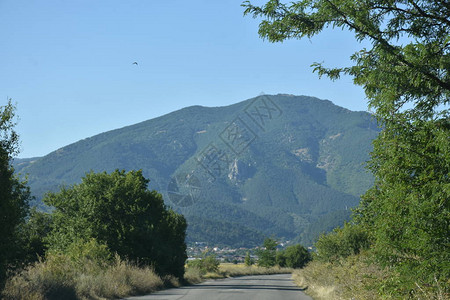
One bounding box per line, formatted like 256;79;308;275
184;239;307;284
293;253;448;300
291;223;449;300
2;235;300;299
2;251;179;300
185;263;293;284
2;253;292;300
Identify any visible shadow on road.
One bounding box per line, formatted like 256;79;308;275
177;284;307;292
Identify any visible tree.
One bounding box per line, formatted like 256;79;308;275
357;117;449;283
244;251;254;266
257;238;277;267
0;100;31;286
284;244;311;268
16;208;52;263
244;0;449;288
243;0;449;119
43;170;187;278
275;250;286;267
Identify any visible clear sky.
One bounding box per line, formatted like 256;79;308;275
0;0;370;158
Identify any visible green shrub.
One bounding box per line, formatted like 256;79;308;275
186;253;220;274
315;223;370;262
284;244;311;268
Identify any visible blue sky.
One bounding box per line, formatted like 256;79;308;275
0;0;370;158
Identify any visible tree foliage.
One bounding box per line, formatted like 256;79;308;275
315;223;370;262
357;117;450;282
16;208;52;263
276;244;311;268
243;0;449;119
257;238;278;267
0;100;19;156
284;244;311;268
244;0;449;289
244;251;255;266
186;251;220;274
275;250;287;267
43;170;187;278
0;100;30;286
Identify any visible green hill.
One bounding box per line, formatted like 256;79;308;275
15;94;379;247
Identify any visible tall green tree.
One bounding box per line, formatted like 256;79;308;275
44;170;187;278
243;0;449;118
243;0;449;288
0;100;30;286
244;251;254;266
257;238;277;267
358;117;449;283
275;249;287;267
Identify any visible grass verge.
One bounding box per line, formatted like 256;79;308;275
2;254;179;300
293;254;385;300
292;253;449;300
2;256;292;300
184;263;293;283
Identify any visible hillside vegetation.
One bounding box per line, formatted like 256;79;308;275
15;94;379;247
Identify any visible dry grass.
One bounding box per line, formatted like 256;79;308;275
183;263;293;284
2;255;292;300
219;263;292;277
292;253;386;300
74;257;167;299
292;253;449;300
183;267;203;284
2;254;178;300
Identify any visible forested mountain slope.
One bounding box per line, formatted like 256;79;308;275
15;94;379;246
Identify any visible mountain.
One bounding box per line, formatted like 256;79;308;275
15;94;379;247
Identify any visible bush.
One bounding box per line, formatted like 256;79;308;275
1;252;171;300
293;251;448;300
284;244;311;269
315;223;370;262
184;266;203;284
2;253;78;300
186;253;220;275
292;252;385;300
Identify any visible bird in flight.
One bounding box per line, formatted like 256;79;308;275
132;62;138;65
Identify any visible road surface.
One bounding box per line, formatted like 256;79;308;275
125;273;313;300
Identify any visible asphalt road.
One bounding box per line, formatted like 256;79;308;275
125;273;313;300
